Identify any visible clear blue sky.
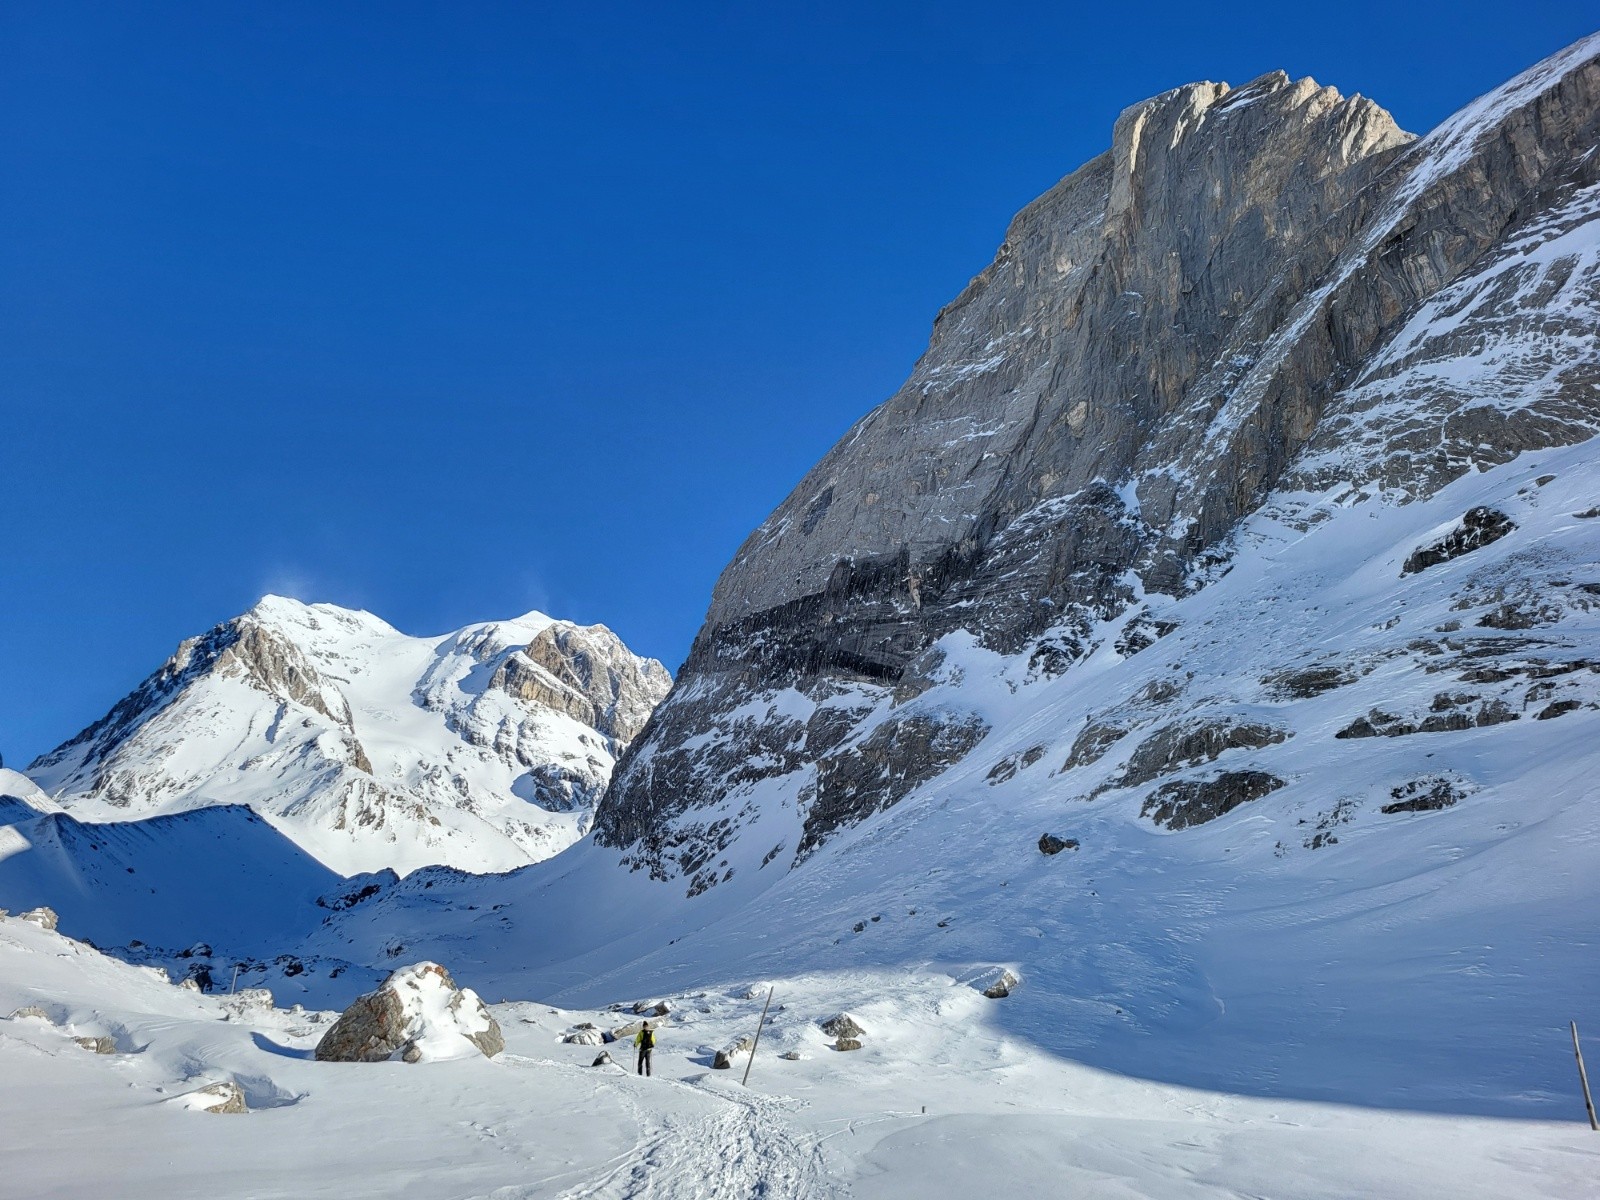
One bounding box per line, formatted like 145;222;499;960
3;2;1595;765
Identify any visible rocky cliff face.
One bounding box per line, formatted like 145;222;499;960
28;597;671;875
597;35;1600;890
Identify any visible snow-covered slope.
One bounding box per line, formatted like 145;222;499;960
299;440;1600;1126
26;597;671;875
0;799;342;959
2;907;1595;1199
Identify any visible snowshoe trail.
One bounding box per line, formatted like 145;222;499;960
553;1076;826;1200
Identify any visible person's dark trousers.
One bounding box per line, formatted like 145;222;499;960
637;1049;652;1076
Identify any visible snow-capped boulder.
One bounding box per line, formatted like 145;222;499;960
173;1081;248;1114
562;1027;605;1046
8;1005;51;1022
74;1035;115;1054
1038;833;1078;856
712;1034;754;1069
18;907;58;932
314;962;503;1063
978;968;1021;999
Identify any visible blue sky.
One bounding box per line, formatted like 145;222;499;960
3;2;1595;764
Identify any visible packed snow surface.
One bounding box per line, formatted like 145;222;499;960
0;916;1595;1199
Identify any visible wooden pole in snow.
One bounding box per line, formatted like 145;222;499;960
742;986;775;1087
1574;1022;1599;1132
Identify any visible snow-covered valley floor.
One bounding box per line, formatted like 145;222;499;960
3;916;1595;1199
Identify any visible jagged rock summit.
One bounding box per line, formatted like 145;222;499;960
596;35;1600;888
27;596;670;875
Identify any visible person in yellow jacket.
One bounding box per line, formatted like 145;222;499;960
634;1021;656;1076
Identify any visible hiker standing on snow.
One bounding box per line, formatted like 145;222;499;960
634;1021;655;1076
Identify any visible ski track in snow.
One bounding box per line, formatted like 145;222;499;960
526;1072;822;1200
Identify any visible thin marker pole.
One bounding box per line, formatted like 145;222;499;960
1574;1021;1598;1132
230;964;240;995
742;986;775;1087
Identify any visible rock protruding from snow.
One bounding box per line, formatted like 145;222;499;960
712;1034;755;1069
818;1013;866;1040
18;907;58;931
1038;833;1079;856
1141;771;1287;829
224;988;274;1015
314;962;503;1064
73;1035;115;1054
173;1081;248;1114
1402;508;1517;575
979;969;1022;999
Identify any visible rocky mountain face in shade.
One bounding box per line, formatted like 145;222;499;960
595;35;1600;892
27;596;671;876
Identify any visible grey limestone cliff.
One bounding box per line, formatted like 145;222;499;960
597;36;1600;887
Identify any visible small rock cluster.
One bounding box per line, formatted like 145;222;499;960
819;1012;865;1051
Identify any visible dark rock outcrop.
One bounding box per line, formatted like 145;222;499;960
1335;694;1519;738
1403;508;1517;575
1109;719;1290;792
1383;775;1471;814
1141;771;1286;829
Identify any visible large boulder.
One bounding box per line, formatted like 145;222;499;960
314;962;503;1063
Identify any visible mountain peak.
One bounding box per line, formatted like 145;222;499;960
29;598;673;875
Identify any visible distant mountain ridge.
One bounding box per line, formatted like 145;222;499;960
26;596;671;875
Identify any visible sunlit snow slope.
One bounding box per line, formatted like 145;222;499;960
26;597;670;875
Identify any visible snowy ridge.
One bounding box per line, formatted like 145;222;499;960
27;596;671;875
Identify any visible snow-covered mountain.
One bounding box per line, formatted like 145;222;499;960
25;596;671;875
4;35;1600;1200
598;32;1600;888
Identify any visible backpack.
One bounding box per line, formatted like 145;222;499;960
639;1028;655;1050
